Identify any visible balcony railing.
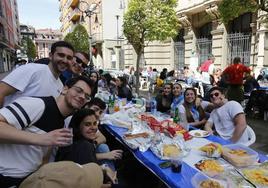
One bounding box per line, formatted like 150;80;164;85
69;8;81;22
91;33;103;44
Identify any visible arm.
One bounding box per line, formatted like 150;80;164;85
230;113;247;143
0;115;72;146
204;121;214;135
190;118;207;127
0;82;17;107
96;150;123;160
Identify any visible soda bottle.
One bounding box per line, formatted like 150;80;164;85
108;96;114;114
150;97;157;115
173;107;180;123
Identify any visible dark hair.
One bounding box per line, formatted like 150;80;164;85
183;88;206;123
76;51;89;61
51;41;74;54
118;76;127;87
84;97;106;110
208;86;226;95
69;108;97;141
65;76;94;90
233;57;241;64
173;82;182;90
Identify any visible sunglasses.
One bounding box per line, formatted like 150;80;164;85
210;92;220;98
75;56;88;69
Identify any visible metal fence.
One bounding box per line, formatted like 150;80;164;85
174;41;185;70
227;33;251;65
196;38;212;65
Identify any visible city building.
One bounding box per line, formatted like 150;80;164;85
0;0;20;72
35;29;62;58
59;0;125;69
17;24;35;61
176;0;268;75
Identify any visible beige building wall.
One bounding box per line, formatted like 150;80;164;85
177;0;268;76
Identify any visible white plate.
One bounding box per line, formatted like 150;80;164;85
189;130;210;138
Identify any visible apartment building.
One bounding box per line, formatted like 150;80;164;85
59;0;125;69
35;29;62;58
176;0;268;75
0;0;20;72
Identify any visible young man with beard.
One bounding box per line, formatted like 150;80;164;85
0;76;93;187
0;41;74;107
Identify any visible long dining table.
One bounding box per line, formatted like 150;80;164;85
103;123;268;188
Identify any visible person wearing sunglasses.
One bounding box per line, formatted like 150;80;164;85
60;52;89;84
204;87;250;144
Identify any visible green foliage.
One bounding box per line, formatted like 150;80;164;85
64;24;89;53
123;0;178;53
22;37;36;59
218;0;259;24
123;0;179;93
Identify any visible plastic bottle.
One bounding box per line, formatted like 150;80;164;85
114;100;120;112
173;107;180;123
150;97;157;115
145;95;151;112
108;96;114;114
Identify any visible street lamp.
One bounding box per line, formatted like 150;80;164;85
78;0;100;71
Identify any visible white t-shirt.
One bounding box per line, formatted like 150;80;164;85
2;63;63;106
208;101;249;143
0;97;47;178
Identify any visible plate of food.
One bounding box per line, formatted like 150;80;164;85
191;172;228;188
189;130;210;138
195;159;225;177
199;143;222;158
241;166;268;188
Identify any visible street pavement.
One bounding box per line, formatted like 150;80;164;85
1;71;267;154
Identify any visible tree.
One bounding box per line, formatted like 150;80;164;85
64;24;89;53
123;0;179;94
21;37;36;60
218;0;268;24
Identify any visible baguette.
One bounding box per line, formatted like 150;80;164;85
124;132;149;139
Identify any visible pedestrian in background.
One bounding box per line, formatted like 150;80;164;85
222;57;250;103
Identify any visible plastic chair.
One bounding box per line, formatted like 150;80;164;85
243;125;256;147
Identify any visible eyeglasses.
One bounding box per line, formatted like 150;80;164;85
72;86;91;101
210;92;220;98
74;56;88;69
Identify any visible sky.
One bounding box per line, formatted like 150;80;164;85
17;0;61;30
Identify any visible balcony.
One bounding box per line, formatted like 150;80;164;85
67;0;79;8
69;8;81;22
91;33;103;44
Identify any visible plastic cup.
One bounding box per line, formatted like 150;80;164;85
171;158;182;173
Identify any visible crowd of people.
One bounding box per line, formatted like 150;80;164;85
0;40;265;188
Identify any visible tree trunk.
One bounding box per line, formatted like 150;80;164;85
135;51;142;95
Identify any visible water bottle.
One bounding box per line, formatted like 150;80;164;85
145;96;151;112
150;97;157;115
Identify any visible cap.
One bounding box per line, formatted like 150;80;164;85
19;161;103;188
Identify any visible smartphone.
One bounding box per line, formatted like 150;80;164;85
159;161;172;169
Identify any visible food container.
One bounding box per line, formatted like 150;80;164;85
191;172;228;188
240;165;268;188
195;159;225;177
222;144;258;167
199;143;222;158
